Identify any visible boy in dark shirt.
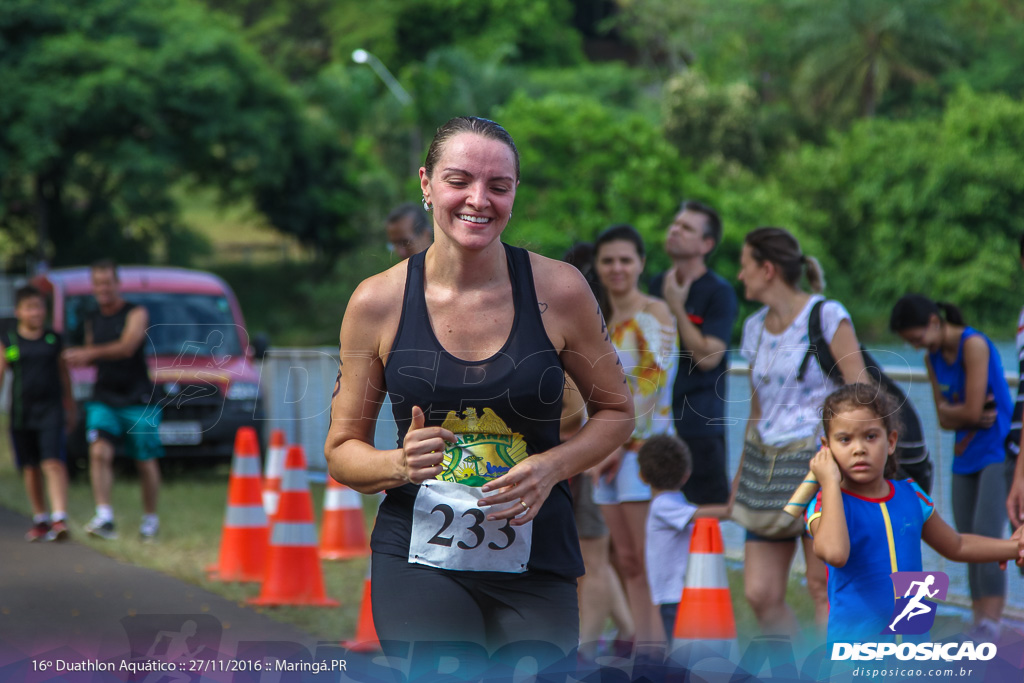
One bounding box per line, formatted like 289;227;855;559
0;286;76;541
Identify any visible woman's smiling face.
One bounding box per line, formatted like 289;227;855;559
420;132;518;252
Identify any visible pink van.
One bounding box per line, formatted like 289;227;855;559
33;266;264;462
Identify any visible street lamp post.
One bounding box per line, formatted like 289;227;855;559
352;49;421;173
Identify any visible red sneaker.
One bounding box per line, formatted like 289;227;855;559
25;521;51;542
46;520;70;542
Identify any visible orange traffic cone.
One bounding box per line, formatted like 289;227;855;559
344;560;380;652
319;476;370;560
672;518;736;658
207;427;268;582
248;445;338;607
262;429;286;519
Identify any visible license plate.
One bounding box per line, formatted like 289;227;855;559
158;421;203;446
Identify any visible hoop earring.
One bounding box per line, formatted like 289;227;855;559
422;197;432;212
508;210;513;221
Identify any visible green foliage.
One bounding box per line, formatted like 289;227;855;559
778;88;1024;336
406;47;519;133
788;0;960;121
0;0;359;267
203;0;398;81
493;93;697;262
662;70;766;171
519;62;654;114
393;0;583;68
603;0;699;73
941;0;1024;97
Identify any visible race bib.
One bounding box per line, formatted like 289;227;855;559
409;480;532;573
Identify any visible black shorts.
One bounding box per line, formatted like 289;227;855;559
370;551;578;668
680;434;730;504
11;427;66;469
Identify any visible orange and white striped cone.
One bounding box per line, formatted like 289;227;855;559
262;429;286;519
319;476;369;560
670;518;737;662
343;560;380;653
248;445;338;607
207;427;269;582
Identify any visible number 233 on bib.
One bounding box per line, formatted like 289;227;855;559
409;479;533;573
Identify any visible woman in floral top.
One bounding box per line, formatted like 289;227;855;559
591;224;678;646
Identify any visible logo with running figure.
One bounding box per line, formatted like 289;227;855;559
886;571;950;635
439;408;528;487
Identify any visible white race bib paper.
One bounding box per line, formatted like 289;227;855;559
409;479;532;573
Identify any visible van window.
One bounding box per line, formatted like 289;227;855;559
65;293;244;358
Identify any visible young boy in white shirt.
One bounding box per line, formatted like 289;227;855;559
638;434;727;640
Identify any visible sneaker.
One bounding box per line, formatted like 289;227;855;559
967;618;1002;645
25;521;51;542
85;516;118;540
139;517;159;542
45;520;70;542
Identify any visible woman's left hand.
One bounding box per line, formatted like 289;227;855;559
478;454;562;526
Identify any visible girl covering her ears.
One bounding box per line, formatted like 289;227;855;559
806;384;1023;644
890;294;1012;634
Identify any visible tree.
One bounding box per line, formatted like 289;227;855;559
392;0;584;68
602;0;699;73
662;70;766;171
778;88;1024;335
789;0;960;120
201;0;400;82
0;0;360;268
491;92;808;286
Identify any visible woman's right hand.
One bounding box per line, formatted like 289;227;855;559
401;405;456;484
809;446;842;486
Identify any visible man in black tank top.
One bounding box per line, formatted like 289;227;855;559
0;286;75;542
63;260;162;541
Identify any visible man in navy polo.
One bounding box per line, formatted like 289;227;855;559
650;201;737;504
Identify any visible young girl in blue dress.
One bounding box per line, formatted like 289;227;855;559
806;383;1022;644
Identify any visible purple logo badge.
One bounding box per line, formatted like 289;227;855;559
885;571;949;635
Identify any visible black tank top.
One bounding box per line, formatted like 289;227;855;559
3;328;64;429
373;243;584;578
90;302;154;407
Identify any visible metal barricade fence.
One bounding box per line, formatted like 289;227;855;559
259;347;397;481
258;348;1022;617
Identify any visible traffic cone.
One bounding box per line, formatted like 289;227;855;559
248;445;338;607
344;560;380;652
262;429;286;519
671;518;736;659
319;476;370;560
206;427;268;582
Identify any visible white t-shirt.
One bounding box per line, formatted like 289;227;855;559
740;294;853;446
645;491;697;605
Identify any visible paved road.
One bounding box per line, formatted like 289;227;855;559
0;505;368;682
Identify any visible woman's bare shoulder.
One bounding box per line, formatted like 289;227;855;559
640;296;674;326
346;262;408;316
341;262;409;353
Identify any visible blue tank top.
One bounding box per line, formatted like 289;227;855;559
372;244;584;578
929;327;1010;475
